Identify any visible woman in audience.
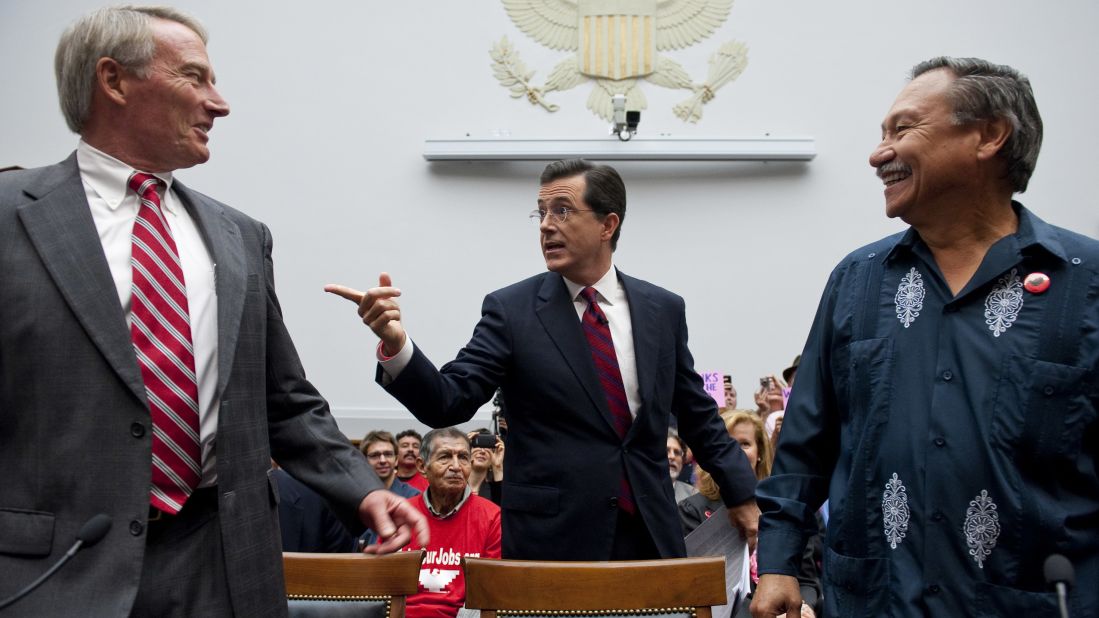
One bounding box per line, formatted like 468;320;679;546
679;411;819;618
467;428;505;505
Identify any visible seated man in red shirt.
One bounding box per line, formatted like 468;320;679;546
403;428;501;618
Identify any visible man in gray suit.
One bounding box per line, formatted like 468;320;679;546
0;6;426;616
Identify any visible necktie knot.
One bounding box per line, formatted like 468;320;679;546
580;286;599;305
128;172;162;204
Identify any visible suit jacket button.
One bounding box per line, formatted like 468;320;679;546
609;497;618;509
130;422;146;438
130;520;144;536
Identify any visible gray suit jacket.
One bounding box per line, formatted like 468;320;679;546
0;154;380;616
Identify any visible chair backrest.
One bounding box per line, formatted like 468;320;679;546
283;550;424;618
463;556;726;618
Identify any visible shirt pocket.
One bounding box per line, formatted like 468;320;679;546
835;338;895;452
975;580;1059;617
821;545;890;618
991;355;1096;461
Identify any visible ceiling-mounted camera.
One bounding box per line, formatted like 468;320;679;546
611;94;639;141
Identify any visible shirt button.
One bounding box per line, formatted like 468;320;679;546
130;422;146;438
929;584;941;594
1043;385;1055;396
129;520;144;536
609;497;618;509
934;437;946;447
931;510;944;522
942;370;953;382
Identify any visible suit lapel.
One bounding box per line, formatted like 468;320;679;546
16;154;147;404
534;273;619;433
619;271;659;438
174;181;245;398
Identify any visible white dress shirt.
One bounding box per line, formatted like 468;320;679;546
561;266;641;418
77;140;220;484
379;265;642;418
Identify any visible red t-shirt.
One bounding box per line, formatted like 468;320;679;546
403;493;502;618
400;472;430;492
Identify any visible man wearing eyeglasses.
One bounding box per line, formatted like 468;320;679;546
361;430;421;500
356;431;422;549
328;159;759;561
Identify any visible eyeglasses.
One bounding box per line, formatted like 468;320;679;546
529;206;596;225
366;451;396;460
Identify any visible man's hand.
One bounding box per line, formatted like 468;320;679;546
750;574;802;618
356;490;430;554
325;272;407;356
726;498;760;553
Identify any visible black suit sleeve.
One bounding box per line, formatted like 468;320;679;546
668;295;758;506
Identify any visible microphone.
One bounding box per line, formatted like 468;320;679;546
1044;553;1074;618
0;514;111;611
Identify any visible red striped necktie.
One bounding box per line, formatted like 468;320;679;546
579;286;635;515
128;172;201;515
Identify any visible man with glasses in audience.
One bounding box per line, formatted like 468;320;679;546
362;431;422;499
328;159;759;561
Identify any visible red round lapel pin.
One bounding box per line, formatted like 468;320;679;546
1024;272;1050;294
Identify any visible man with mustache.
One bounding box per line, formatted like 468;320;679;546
328;159;760;561
396;429;430;491
401;428;501;618
0;6;426;615
752;57;1099;617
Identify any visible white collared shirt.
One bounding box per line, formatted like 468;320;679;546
77;140;220;485
561;265;641;418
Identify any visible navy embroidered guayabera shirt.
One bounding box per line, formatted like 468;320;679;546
757;203;1099;617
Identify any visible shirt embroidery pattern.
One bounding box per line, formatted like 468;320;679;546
882;473;909;550
963;490;1000;569
894;267;925;328
984;269;1023;337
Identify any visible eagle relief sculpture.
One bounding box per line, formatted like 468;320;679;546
490;0;748;123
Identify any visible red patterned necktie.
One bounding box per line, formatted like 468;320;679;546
579;286;635;515
128;172;201;514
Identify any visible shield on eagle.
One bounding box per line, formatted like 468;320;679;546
578;0;656;80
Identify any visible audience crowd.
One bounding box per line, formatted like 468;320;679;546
274;362;811;617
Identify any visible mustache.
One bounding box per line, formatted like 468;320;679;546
876;160;912;179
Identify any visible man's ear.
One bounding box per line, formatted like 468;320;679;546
95;57;130;106
976;116;1013;161
601;212;620;242
416;457;427;476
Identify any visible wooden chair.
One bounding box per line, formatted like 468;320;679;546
283;550;424;618
463;556;726;618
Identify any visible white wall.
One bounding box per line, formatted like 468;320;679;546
3;1;1097;437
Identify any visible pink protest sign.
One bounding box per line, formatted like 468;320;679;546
700;371;725;408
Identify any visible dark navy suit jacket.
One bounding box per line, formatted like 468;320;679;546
274;468;355;553
380;270;756;560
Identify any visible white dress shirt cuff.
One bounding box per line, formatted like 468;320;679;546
377;338;414;384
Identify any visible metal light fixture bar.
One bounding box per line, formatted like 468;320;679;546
423;136;816;162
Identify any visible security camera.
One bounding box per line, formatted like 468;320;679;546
610;95;639;141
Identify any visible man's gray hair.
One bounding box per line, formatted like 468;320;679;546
54;5;208;133
420;427;470;462
911;56;1043;193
